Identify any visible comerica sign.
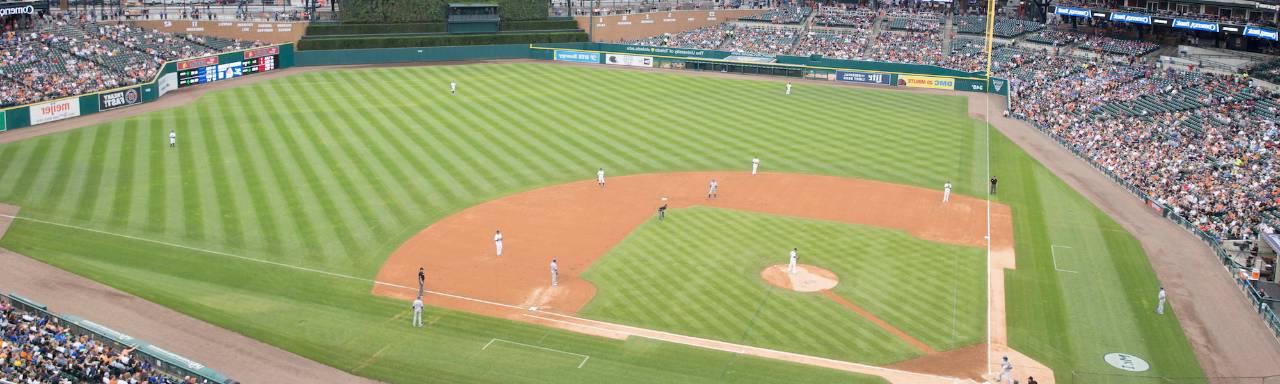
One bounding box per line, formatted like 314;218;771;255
0;5;36;16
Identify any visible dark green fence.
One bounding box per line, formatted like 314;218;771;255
295;44;532;66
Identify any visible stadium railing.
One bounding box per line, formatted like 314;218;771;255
2;293;234;384
1023;112;1280;342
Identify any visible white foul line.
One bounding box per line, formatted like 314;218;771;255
1050;245;1079;273
482;338;590;368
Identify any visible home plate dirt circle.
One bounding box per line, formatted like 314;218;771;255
760;264;839;292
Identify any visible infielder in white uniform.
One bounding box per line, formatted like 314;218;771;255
411;297;424;328
752;156;760;175
998;356;1013;383
550;258;559;287
788;248;798;274
450;81;457;95
494;230;503;257
785;82;792;95
596;168;606;188
169;129;176;148
708;179;718;199
943;181;952;203
1156;286;1166;315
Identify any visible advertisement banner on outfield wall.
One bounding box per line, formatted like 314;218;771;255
99;87;142;111
605;53;654;68
834;71;892;85
898;75;955;90
158;73;178;97
30;98;80;125
0;110;6;132
554;50;601;64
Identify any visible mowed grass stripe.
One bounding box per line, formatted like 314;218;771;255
275;77;390;247
439;65;543;190
334;70;457;212
214;94;283;257
206;95;256;251
25;132;77;215
223;91;307;261
257;80;366;263
390;69;502;197
308;71;418;229
242;84;332;262
176;106;208;242
70;122;118;223
99;119;139;227
452;65;579;182
188;98;236;249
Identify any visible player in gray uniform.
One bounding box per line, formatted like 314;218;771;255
550;258;559;286
998;356;1013;383
1156;287;1166;315
411;297;424;328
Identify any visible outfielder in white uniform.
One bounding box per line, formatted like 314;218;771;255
550;258;559;287
596;168;605;188
168;129;176;148
998;356;1013;383
708;179;718;199
494;230;503;257
450;81;457;95
752;156;760;175
943;181;952;203
1157;287;1166;315
411;297;424;328
788;248;798;274
785;82;792;95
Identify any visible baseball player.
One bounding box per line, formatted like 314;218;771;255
785;82;792;95
168;129;176;148
411;296;424;328
998;356;1013;383
596;168;606;188
707;179;718;199
788;248;798;274
450;81;457;95
990;176;999;194
550;258;559;287
1156;286;1166;315
417;267;425;297
494;230;503;257
657;200;668;222
943;181;952;203
752;156;760;175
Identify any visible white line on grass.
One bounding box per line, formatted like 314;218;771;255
481;338;590;368
1050;245;1079;273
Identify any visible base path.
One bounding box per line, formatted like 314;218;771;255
375;171;1050;383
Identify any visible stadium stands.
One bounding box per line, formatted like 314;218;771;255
739;4;811;24
885;8;942;32
812;4;875;29
1023;30;1083;46
792;30;872;60
626;24;728;50
721;26;801;56
1078;35;1161;57
0;296;207;384
0;16;263;108
955;16;1043;38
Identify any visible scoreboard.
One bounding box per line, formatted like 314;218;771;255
176;46;280;88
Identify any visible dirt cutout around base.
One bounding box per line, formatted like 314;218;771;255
761;264;838;292
0;204;19;240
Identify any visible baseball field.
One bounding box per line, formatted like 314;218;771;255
0;62;1204;383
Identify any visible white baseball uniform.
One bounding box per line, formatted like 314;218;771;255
786;83;792;95
752;157;760;175
943;182;952;203
550;260;559;286
495;232;503;257
708;180;718;198
450;81;457;94
597;169;605;187
1157;288;1166;315
999;358;1012;383
168;131;176;147
412;298;424;327
788;249;798;274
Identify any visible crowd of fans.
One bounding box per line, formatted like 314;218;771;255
1006;46;1279;240
1024;29;1085;46
740;4;811;24
885;8;942;32
627;24;728;50
721;26;801;56
1078;34;1162;56
0;298;196;384
792;30;872;60
0;15;262;108
812;4;876;29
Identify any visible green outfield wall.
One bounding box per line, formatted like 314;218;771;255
0;43;295;132
294;44;531;65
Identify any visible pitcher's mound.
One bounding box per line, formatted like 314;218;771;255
761;264;839;292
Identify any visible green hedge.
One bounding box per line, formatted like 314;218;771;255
341;0;549;23
306;22;447;35
499;19;579;31
298;31;587;50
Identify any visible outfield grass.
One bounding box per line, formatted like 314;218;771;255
580;207;986;365
0;62;1202;382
